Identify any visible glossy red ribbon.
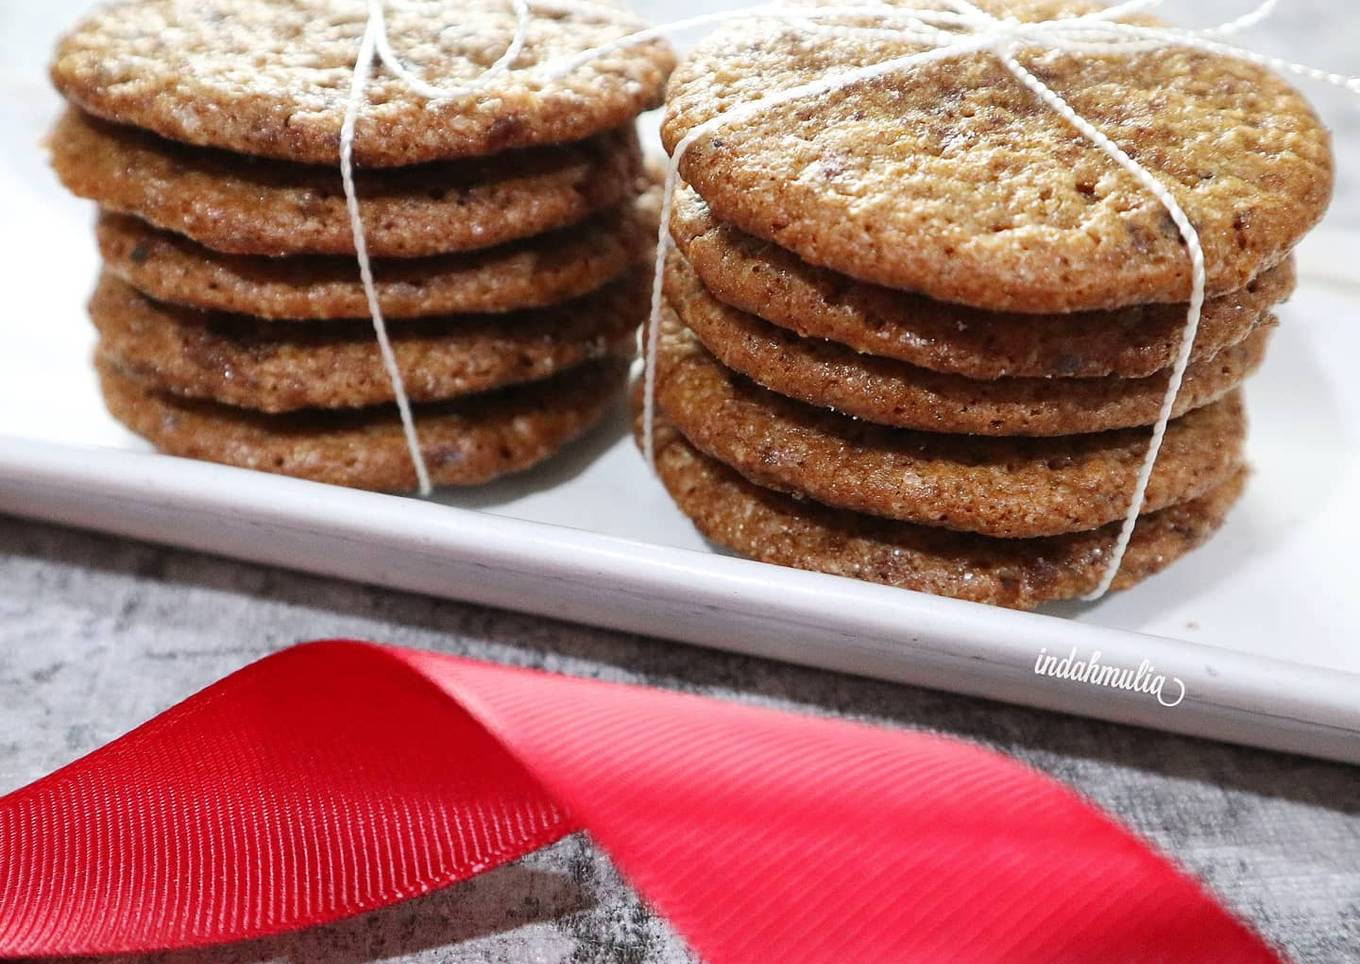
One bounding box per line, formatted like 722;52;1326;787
0;640;1280;961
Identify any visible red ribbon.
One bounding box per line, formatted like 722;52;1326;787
0;640;1280;961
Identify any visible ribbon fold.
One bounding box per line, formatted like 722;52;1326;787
0;641;1280;962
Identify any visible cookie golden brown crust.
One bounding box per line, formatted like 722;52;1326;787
644;415;1246;611
654;317;1246;538
99;356;627;492
670;185;1296;379
665;252;1271;436
92;272;643;412
51;109;643;257
662;0;1332;311
98;202;649;320
52;0;674;166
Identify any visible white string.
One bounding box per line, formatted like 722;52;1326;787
345;0;1357;595
540;4;979;81
341;0;661;495
996;46;1206;599
1203;0;1277;36
1067;19;1360;91
371;0;532;99
341;7;432;495
1080;0;1163;21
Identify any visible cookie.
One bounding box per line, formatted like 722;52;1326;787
99;355;625;491
670;185;1296;379
97;202;646;320
92;272;642;413
654;318;1245;538
666;253;1271;436
52;0;673;167
662;0;1332;311
50;109;643;257
645;415;1246;610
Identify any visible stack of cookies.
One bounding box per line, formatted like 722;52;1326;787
48;0;673;491
647;0;1333;609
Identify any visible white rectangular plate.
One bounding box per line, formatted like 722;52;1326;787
2;39;1358;764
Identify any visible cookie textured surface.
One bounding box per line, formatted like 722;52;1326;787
52;0;674;166
671;185;1296;379
98;204;646;320
662;0;1331;311
666;254;1271;435
655;319;1245;538
645;415;1246;610
100;357;626;491
52;110;643;257
93;273;642;412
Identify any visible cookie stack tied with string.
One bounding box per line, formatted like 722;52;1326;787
644;0;1334;609
48;0;674;492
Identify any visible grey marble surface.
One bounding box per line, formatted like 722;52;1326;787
4;2;1360;962
3;515;1360;963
